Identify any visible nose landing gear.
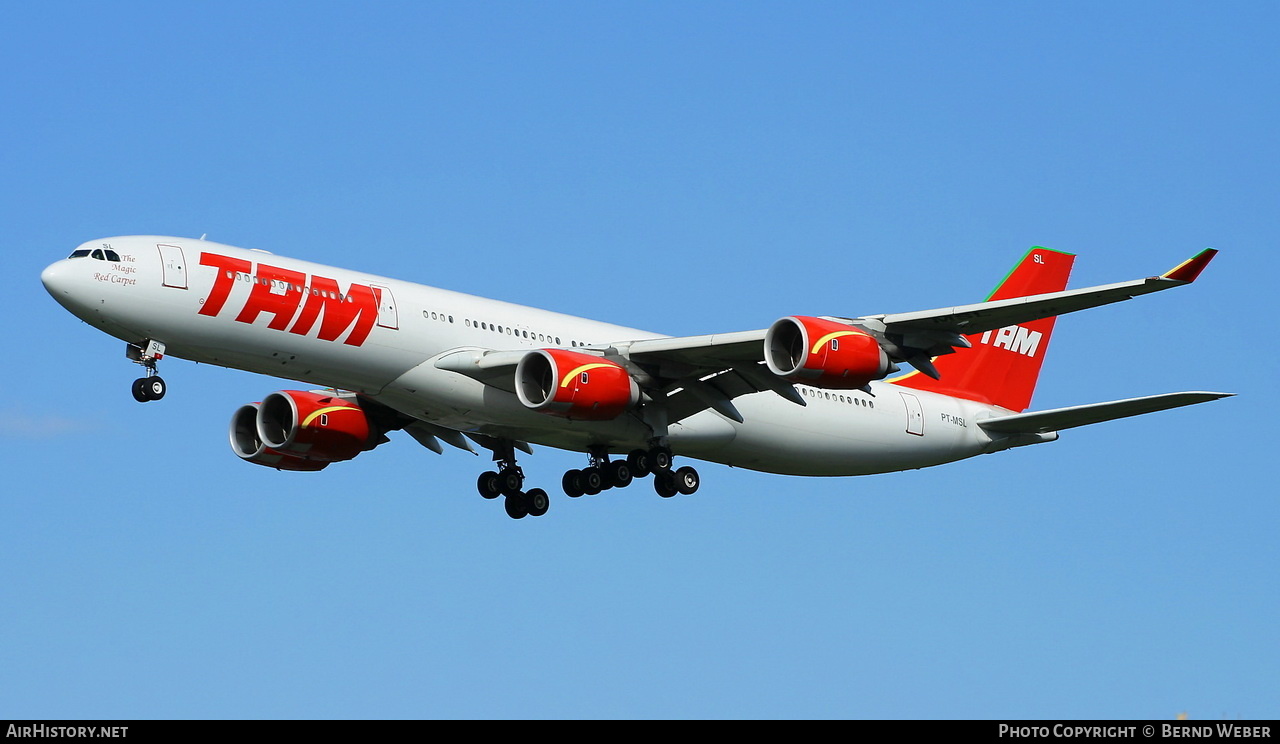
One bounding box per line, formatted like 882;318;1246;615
127;340;167;403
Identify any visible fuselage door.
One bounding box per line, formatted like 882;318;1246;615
371;284;398;329
900;391;925;436
157;244;188;289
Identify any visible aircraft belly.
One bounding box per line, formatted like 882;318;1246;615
185;338;423;394
704;387;991;476
667;412;738;458
376;358;652;450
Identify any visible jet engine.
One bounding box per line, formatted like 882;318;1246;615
230;403;331;471
515;349;639;420
765;315;892;389
229;390;377;470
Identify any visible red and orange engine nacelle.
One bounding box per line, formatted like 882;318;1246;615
765;315;891;389
515;349;639;421
228;391;376;471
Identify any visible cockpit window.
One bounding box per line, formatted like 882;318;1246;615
68;248;121;261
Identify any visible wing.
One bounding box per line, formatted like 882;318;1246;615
622;248;1218;419
848;248;1218;376
433;249;1218;424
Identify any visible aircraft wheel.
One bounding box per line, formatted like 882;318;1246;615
526;488;549;517
649;446;673;472
654;471;678;498
477;471;502;499
145;376;167;401
504;493;529;520
626;449;651;477
131;378;150;403
582;467;604;496
674;466;700;495
606;460;633;489
562;469;585;498
499;468;523;497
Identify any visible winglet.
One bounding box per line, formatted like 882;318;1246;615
1162;248;1218;283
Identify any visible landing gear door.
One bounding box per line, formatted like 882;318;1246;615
157;244;188;289
371;284;398;329
900;392;925;436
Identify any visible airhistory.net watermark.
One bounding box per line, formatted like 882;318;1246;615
5;725;128;738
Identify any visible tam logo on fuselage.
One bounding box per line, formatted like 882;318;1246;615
979;325;1042;357
197;253;381;346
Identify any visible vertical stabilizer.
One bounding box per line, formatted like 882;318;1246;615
892;247;1075;412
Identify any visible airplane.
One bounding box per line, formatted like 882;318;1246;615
41;237;1230;519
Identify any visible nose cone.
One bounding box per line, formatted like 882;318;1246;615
41;260;69;297
42;259;90;317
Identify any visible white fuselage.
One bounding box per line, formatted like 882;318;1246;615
42;236;1024;475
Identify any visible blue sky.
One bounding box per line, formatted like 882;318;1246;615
2;1;1276;719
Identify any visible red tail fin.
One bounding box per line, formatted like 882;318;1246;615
893;247;1075;412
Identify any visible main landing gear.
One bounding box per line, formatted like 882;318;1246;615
560;444;700;500
127;340;167;403
475;440;549;520
476;440;701;520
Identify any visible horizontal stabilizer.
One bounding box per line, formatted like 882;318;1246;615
978;391;1232;435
